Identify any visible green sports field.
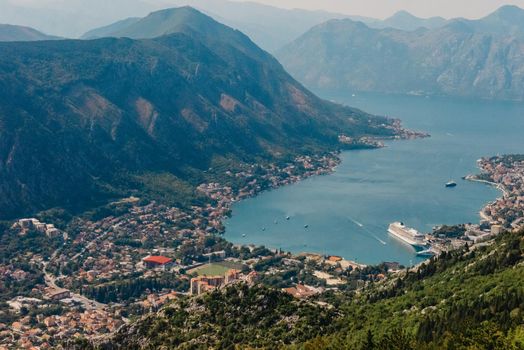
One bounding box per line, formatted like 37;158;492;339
189;261;245;276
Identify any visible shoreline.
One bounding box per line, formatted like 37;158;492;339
221;125;430;212
464;175;509;198
221;134;431;265
464;173;508;224
464;156;524;231
224;150;521;267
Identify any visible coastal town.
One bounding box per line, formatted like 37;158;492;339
0;153;356;349
1;152;523;349
468;155;524;232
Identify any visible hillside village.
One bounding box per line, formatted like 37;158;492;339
1;152;524;348
0;154;360;349
473;155;524;231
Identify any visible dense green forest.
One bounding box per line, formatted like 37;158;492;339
78;230;524;349
0;7;396;220
299;229;524;349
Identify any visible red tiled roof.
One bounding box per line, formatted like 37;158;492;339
328;256;343;262
143;256;173;265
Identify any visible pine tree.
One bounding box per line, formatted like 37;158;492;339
361;329;375;350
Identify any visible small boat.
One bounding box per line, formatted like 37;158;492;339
286;216;290;220
445;181;457;188
304;224;309;229
242;234;246;237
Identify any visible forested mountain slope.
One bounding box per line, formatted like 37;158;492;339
0;7;395;219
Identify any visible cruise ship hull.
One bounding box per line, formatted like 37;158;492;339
387;222;426;247
388;228;424;246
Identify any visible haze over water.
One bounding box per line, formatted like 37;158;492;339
225;92;524;265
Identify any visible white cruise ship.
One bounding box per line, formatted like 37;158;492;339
388;222;426;247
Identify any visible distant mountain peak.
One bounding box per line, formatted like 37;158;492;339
494;4;524;13
82;6;214;40
0;23;59;42
389;10;418;19
378;10;447;31
487;4;524;21
95;6;231;40
84;5;272;64
147;5;203;18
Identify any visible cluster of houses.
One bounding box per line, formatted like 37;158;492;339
141;255;260;296
283;284;323;299
139;291;179;310
478;157;524;231
2;294;122;350
14;218;61;238
0;154;360;348
190;269;259;295
43;287;71;301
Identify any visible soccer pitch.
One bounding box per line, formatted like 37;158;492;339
191;262;244;276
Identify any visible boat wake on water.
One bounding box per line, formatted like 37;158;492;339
365;229;387;245
349;219;387;245
348;217;364;227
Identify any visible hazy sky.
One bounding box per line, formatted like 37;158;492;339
231;0;524;19
5;0;524;19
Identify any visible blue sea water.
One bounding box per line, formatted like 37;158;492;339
225;92;524;265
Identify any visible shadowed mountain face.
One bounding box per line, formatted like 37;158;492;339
0;24;59;41
0;7;395;219
277;5;524;101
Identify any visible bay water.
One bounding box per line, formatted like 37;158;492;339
225;92;524;265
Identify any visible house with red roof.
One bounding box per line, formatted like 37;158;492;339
143;256;174;270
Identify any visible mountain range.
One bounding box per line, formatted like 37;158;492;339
0;23;59;41
368;10;447;31
82;0;366;52
147;0;366;53
82;2;456;53
0;0;156;38
277;5;524;101
7;0;522;54
0;0;360;50
0;7;395;219
3;0;497;53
